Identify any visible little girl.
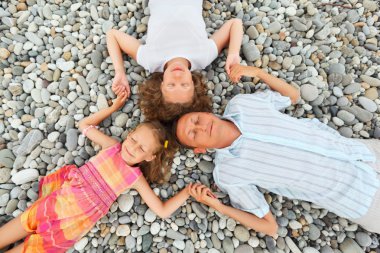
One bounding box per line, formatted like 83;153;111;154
0;92;201;253
106;0;243;121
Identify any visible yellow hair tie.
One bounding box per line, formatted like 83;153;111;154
164;140;169;149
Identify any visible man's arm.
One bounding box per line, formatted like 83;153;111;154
190;184;278;237
230;64;300;104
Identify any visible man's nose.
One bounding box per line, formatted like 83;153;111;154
194;124;206;132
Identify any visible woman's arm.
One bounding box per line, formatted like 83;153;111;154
190;184;278;237
210;18;243;74
78;92;128;149
132;176;191;219
106;29;141;96
230;64;300;104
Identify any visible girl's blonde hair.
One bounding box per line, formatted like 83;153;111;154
139;72;212;122
138;121;178;184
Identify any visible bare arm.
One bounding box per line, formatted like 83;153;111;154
106;29;141;96
78;92;128;149
133;176;191;219
230;64;300;104
210;18;243;74
106;29;141;74
189;184;278;237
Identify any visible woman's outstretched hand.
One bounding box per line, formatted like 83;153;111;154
229;64;260;83
225;53;241;76
189;183;220;209
112;73;131;97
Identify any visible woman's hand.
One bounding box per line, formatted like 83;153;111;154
112;73;130;97
189;183;220;209
111;91;128;111
225;53;241;76
230;64;260;83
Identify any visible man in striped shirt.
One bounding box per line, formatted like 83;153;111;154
176;64;380;235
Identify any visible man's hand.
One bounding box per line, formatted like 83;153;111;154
112;73;130;97
230;64;260;83
189;183;220;209
111;91;128;111
225;53;241;76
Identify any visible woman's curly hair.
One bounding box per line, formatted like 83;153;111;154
139;72;212;122
138;121;178;184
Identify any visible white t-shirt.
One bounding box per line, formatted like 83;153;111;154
136;0;218;73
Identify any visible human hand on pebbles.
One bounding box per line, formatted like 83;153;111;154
111;91;128;110
225;53;241;76
230;64;260;83
111;73;130;97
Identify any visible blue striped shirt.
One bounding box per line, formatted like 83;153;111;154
213;90;380;219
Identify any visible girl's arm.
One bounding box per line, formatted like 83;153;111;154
78;92;128;149
132;176;191;219
190;184;278;237
210;18;243;74
106;29;141;96
230;64;300;104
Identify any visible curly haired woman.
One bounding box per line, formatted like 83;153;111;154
106;0;243;121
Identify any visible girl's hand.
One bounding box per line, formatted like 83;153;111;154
189;183;220;209
112;73;131;97
225;53;241;75
230;64;260;83
111;91;128;110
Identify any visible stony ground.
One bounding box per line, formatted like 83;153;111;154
1;0;380;252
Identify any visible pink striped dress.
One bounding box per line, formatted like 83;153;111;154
20;143;142;253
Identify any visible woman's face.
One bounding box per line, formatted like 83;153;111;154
121;125;159;166
161;62;194;104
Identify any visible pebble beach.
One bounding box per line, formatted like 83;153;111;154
1;0;380;252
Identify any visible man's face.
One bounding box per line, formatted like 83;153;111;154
176;112;225;152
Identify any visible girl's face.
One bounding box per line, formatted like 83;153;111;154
121;125;159;166
161;62;194;104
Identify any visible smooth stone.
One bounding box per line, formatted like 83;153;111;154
300;84;319;101
65;129;78;151
191;202;206;219
11;169;39;185
173;240;185;250
337;110;355;123
285;237;302;253
150;222;160;235
198;160;214;173
166;229;186;240
363;0;378;11
344;83;361;94
235;244;253;253
361;75;380;87
15;130;43;156
268;21;281;33
118;194;134;212
242;42;260;62
303;247;319;253
345;105;373;122
0;168;11;183
308;224;320;240
315;26;330;40
222;237;234;253
0;149;15;169
339;238;364;253
234;225;250;242
97;94;108;110
358;97;377;112
56;59;75;72
74;237;88;251
25;32;43;46
144;208;156;222
125;235;136;249
116;224;130;236
355;232;372;247
86;68;101;84
329;63;345;75
184;240;195;253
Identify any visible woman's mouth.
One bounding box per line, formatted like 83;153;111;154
172;66;183;72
